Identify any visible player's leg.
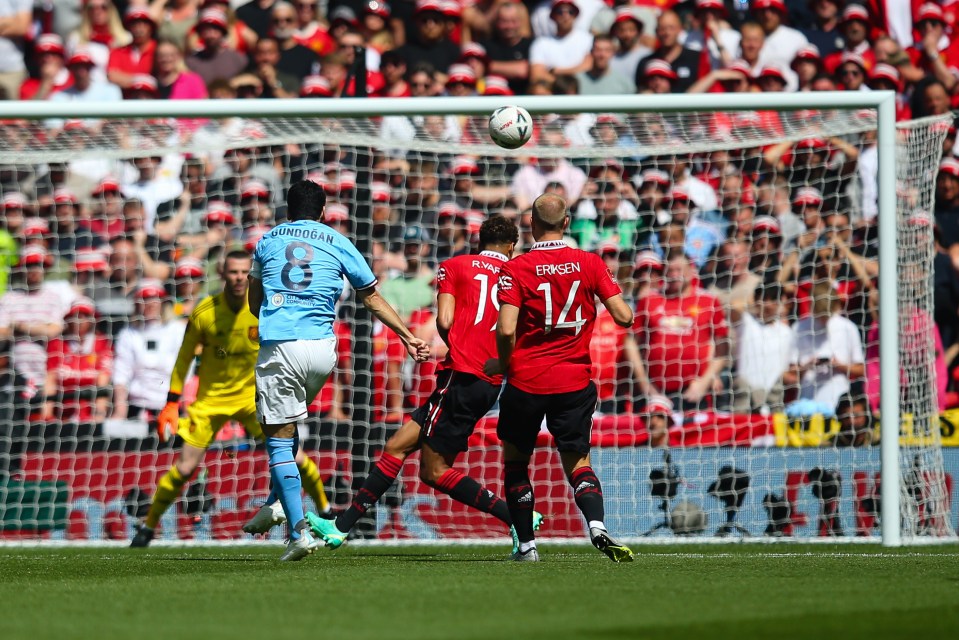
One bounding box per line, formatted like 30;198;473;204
549;384;633;563
131;442;206;547
307;416;420;547
255;340;333;560
417;373;513;526
496;384;545;561
419;442;511;525
132;403;219;547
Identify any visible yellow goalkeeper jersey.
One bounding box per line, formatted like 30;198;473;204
169;293;259;402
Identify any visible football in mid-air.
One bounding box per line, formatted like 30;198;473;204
488;105;533;150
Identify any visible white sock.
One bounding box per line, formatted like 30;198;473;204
588;520;607;532
519;541;537;553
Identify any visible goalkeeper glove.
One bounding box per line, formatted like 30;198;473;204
158;392;181;443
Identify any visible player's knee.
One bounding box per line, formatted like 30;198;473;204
418;463;445;487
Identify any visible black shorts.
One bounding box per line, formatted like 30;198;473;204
409;369;501;455
496;382;597;456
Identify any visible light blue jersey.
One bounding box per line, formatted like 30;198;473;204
251;220;377;342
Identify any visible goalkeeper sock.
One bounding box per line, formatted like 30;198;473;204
435;468;511;525
266;437;304;540
570;466;605;525
297;455;330;513
504;461;535;543
336;453;403;533
144;465;187;529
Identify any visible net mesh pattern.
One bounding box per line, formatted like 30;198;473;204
0;106;953;543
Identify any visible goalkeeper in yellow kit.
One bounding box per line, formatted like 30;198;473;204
130;250;329;547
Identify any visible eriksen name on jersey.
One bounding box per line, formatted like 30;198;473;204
535;262;581;277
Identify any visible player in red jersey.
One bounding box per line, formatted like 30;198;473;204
307;217;539;549
488;193;635;562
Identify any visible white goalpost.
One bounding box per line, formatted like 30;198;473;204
0;93;954;547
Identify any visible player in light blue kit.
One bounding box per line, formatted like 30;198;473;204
248;180;430;561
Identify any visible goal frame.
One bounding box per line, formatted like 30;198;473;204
0;91;907;546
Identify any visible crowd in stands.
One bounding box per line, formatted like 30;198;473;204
0;0;957;459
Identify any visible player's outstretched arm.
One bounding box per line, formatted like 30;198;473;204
602;293;634;329
159;319;202;443
356;286;430;362
435;292;455;348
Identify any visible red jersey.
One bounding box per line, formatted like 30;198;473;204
634;287;728;393
46;334;113;421
436;250;508;385
497;241;622;394
107;40;157;78
589;307;627;402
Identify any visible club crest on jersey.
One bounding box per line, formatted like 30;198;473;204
271;293;285;307
436;266;447;283
248;327;259;342
498;274;512;291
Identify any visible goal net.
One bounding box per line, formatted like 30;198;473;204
0;97;954;544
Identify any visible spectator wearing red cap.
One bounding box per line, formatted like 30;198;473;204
756;64;790;92
637;58;677;94
753;0;810;73
49;46;122;106
835;52;869;90
800;0;844;57
576;34;635;95
481;2;533;95
444;62;477;96
43;297;113;424
358;0;394;53
685;0;742;71
822;4;877;75
393;0;461;76
634;253;730;412
529;0;594;86
730;281;793;414
935;158;959;251
791;44;822;91
154;38;208;101
607;6;650;83
903;3;959;95
107;6;158;92
0;246;67;390
749;215;784;282
630;250;664;300
637;10;704;94
687;58;754;94
186;8;249;86
636;394;673;447
20;34;73;100
434;201;470;262
291;0;336;57
0;0;30;101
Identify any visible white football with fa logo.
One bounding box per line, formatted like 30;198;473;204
488;105;533;150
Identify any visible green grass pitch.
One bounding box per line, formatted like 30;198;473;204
2;544;958;640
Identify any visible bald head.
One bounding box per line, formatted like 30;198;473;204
531;193;569;233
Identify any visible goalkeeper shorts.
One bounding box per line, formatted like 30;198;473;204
179;397;261;449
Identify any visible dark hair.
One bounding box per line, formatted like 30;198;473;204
287;180;327;221
551;74;579;95
224;249;252;263
255;35;281;49
479;216;519;248
381;49;406;68
756;281;782;301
